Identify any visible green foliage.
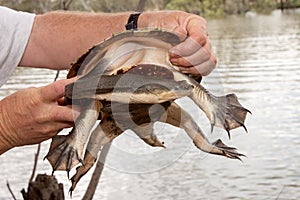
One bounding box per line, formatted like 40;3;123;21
89;0;139;12
0;0;141;13
165;0;202;14
248;0;276;14
1;0;298;17
202;0;224;17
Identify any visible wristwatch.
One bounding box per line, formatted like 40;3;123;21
125;12;142;30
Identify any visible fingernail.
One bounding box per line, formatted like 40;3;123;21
170;58;178;65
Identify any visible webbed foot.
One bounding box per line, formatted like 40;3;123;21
209;94;251;138
191;85;250;139
45;135;83;177
45;100;101;176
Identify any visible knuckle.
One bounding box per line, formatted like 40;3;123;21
199;16;207;25
33;111;48;124
210;54;218;65
198;33;207;46
39;126;53;135
49;108;63;121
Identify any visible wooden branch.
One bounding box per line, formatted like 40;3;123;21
54;70;60;82
29;144;41;183
62;0;73;10
82;143;112;200
137;0;147;12
7;181;17;200
79;0;95;12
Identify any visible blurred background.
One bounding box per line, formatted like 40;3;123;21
0;0;300;199
0;0;299;16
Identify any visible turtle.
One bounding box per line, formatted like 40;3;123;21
45;29;250;193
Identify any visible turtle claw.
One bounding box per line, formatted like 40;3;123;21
212;139;245;161
209;93;250;137
46;100;101;175
191;86;250;137
45;135;83;173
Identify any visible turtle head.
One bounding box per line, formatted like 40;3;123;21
134;80;193;103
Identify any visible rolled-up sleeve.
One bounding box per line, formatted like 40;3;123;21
0;6;35;87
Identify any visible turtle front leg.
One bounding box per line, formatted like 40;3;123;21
161;102;244;160
45;100;102;175
190;85;251;139
70;114;124;193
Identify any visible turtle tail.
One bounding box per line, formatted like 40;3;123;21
191;85;251;139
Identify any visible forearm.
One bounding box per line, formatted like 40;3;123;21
20;11;131;70
19;10;216;75
0;102;14;154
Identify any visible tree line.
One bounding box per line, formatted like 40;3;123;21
0;0;299;17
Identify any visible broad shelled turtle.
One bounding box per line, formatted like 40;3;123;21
45;29;250;193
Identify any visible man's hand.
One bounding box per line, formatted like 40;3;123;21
0;78;79;154
139;10;217;75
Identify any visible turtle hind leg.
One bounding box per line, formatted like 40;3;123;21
162;102;245;161
70;114;123;193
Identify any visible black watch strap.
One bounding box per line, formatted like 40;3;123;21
125;12;142;30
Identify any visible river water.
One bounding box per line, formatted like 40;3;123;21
1;10;300;200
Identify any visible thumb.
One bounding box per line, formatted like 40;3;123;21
39;77;77;102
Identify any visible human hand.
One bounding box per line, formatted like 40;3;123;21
0;78;80;154
139;10;217;75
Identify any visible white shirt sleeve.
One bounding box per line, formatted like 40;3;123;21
0;6;35;87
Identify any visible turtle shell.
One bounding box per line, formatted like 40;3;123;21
67;29;182;79
65;29;201;104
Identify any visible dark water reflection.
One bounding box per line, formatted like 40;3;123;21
1;10;300;200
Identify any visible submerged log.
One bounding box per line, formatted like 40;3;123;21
21;174;64;200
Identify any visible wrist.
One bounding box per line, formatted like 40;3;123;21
137;12;149;29
0;100;14;155
0;103;14;154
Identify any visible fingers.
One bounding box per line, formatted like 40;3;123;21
170;43;210;67
179;59;216;76
170;37;217;75
39;77;77;102
50;105;81;123
168;15;216;75
170;16;208;57
35;77;81;126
